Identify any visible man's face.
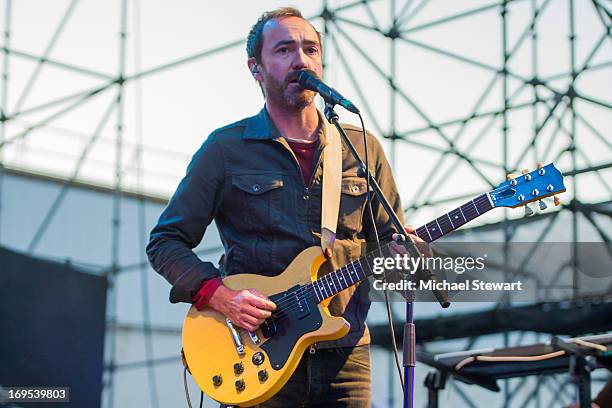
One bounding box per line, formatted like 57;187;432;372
252;16;323;110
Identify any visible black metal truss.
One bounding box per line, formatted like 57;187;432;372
0;1;610;407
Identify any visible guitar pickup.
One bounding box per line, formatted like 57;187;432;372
260;318;277;338
225;318;245;356
293;291;310;320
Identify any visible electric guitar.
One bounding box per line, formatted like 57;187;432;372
182;163;566;406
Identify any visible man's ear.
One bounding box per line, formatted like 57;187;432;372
247;58;262;82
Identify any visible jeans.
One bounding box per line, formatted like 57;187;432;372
222;345;372;408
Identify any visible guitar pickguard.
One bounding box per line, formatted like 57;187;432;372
260;285;323;370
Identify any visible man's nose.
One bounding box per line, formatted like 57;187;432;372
292;48;309;70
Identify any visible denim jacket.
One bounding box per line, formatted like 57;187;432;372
146;108;403;347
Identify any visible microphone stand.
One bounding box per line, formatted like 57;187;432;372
324;104;450;408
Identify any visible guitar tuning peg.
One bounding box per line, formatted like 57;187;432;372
536;162;543;169
554;196;561;206
506;173;517;180
538;199;547;210
521;168;530;175
524;203;535;217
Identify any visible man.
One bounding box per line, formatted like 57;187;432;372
147;7;423;407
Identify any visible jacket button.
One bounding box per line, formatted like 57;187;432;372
252;184;261;192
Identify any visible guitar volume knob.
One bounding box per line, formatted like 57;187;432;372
235;379;245;392
233;362;244;375
258;369;268;382
212;375;222;387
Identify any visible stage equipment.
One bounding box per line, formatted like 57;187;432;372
418;333;612;408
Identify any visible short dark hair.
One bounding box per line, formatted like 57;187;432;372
246;7;321;63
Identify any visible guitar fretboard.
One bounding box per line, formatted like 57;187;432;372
308;193;494;303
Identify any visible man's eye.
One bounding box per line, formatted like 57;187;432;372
277;47;289;54
307;47;319;54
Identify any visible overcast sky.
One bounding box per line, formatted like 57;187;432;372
2;0;610;227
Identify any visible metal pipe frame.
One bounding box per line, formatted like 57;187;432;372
0;1;609;407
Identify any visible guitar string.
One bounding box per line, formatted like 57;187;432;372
251;186;550;334
266;262;371;321
257;194;496;320
268;264;365;314
258;183;555;317
267;260;370;311
265;194;491;313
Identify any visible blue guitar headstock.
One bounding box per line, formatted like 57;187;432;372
489;163;566;210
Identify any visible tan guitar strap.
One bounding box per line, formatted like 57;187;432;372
320;119;342;257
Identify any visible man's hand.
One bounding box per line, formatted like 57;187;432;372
208;285;276;332
390;225;433;258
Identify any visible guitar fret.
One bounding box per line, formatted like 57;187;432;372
343;266;351;288
347;265;355;284
461;203;477;220
413;226;428;243
471;199;480;215
448;209;463;227
337;267;347;290
312;283;322;302
447;212;455;229
352;262;362;281
336;269;345;291
458;206;467;221
350;264;360;282
422;225;433;242
357;258;370;277
325;275;334;295
348;264;357;284
435;218;443;234
437;216;452;235
357;261;366;280
329;273;339;294
427;221;442;240
319;280;329;299
475;194;493;212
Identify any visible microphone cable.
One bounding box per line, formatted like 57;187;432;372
357;112;405;392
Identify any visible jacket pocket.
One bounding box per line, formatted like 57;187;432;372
231;173;284;232
338;176;368;236
231;174;285;272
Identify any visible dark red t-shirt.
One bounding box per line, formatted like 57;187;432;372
286;138;318;185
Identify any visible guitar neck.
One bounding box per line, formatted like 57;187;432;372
310;193;494;303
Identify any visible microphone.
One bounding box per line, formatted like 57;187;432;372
296;70;360;114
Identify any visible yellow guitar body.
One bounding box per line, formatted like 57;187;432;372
182;246;351;407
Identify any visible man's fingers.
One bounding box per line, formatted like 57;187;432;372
405;224;416;234
257;309;272;319
240;314;259;330
247;289;277;310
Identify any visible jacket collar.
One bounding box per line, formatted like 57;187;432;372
243;107;327;147
243;108;281;140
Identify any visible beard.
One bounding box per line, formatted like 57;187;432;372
261;69;316;111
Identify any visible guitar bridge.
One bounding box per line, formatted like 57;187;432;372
248;331;261;345
225;318;245;356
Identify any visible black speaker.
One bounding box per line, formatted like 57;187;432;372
0;246;107;407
